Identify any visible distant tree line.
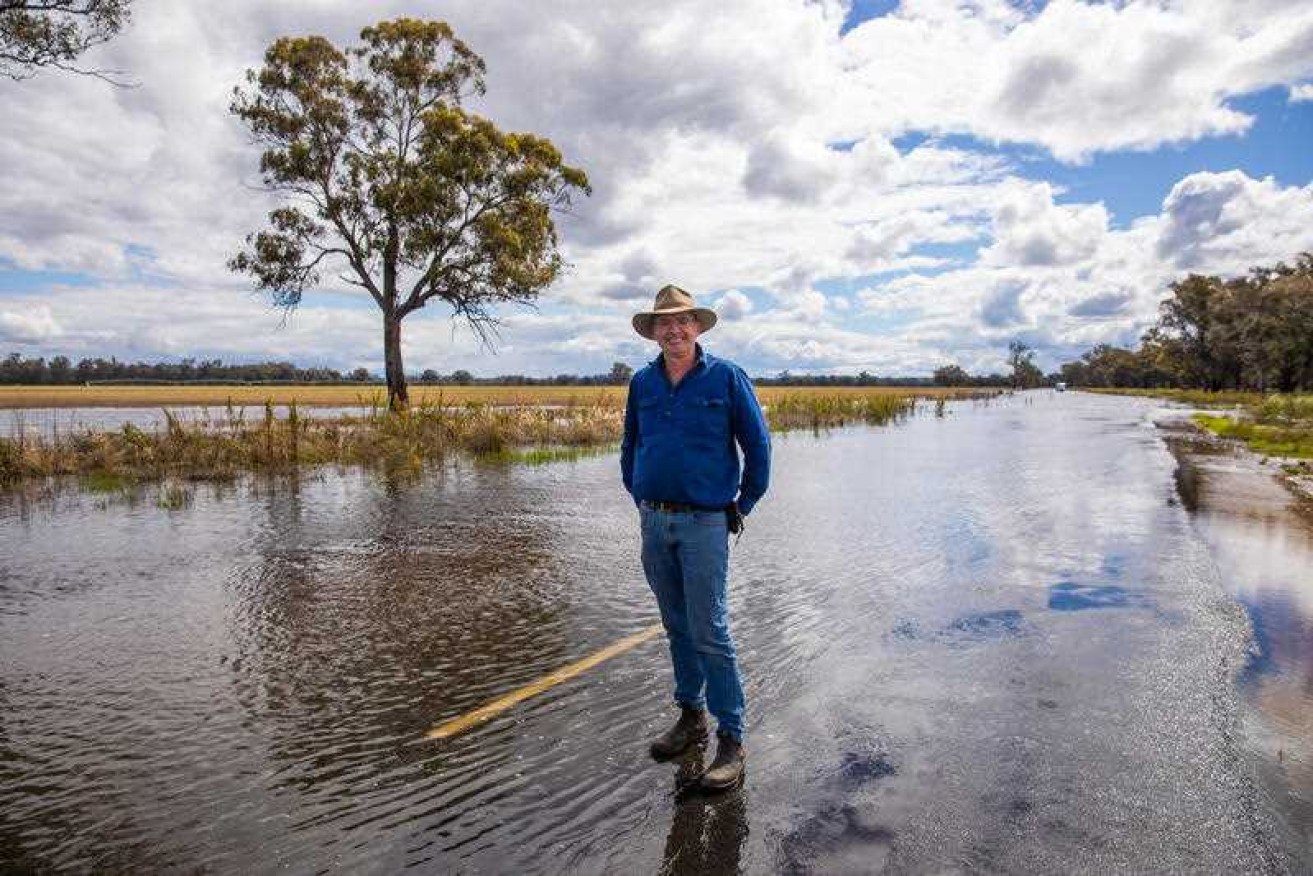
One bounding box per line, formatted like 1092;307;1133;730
0;355;641;387
0;354;351;385
930;365;1023;389
762;370;1007;388
1060;254;1313;391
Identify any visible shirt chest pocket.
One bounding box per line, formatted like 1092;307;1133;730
636;396;669;436
683;394;730;438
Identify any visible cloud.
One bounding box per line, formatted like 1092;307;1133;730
597;248;663;301
836;0;1313;161
1292;83;1313;102
716;289;753;321
743;130;841;202
1156;171;1313;270
980;181;1108;267
851;169;1313;372
0;305;62;343
979;279;1028;328
1068;291;1133;318
846;210;976;268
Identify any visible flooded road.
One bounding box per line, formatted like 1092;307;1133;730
1;392;1306;872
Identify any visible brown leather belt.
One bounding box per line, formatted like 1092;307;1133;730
641;500;717;514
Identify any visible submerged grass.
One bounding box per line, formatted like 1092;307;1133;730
766;392;918;430
0;387;998;490
0;399;624;487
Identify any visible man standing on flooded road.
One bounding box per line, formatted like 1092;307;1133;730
621;284;770;792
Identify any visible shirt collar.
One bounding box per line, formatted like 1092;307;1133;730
653;343;709;373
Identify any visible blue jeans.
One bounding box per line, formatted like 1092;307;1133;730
640;505;745;741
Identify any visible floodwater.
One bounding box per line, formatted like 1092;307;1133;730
0;392;1307;873
2;405;372;437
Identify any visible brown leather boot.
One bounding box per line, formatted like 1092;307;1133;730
699;731;745;791
649;705;708;759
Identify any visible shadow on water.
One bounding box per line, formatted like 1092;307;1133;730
778;748;898;873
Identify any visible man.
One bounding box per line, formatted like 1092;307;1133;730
621;283;771;791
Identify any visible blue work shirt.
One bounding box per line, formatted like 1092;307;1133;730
621;345;770;515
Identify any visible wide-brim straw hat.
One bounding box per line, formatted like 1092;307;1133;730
632;284;718;340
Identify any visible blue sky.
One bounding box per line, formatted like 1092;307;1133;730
2;0;1312;377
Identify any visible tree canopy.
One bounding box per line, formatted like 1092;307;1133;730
1061;254;1313;391
0;1;130;80
229;18;590;411
932;363;971;387
1007;340;1045;389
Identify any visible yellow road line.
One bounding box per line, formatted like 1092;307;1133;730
425;621;666;740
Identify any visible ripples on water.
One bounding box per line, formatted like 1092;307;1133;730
0;392;1304;872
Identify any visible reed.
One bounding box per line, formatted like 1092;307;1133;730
765;392;919;430
0;400;627;487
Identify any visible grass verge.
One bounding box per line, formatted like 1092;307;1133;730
1191;413;1313;459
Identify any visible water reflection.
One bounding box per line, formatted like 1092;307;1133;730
1167;444;1313;862
1047;582;1135;611
660;748;748;875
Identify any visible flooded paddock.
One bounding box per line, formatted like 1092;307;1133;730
2;405;386;437
1;392;1307;873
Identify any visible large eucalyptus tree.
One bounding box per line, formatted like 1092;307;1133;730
230;19;589;410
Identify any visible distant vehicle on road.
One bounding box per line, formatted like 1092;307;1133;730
1055;382;1067;392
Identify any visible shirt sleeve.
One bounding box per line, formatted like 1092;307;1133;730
730;366;770;515
620;376;638;501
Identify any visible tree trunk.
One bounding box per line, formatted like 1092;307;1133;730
384;312;409;412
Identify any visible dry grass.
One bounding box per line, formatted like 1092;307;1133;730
1;383;988;410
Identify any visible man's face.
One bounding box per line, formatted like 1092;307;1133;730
654;313;701;360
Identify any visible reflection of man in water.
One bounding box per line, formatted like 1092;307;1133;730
621;284;771;791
